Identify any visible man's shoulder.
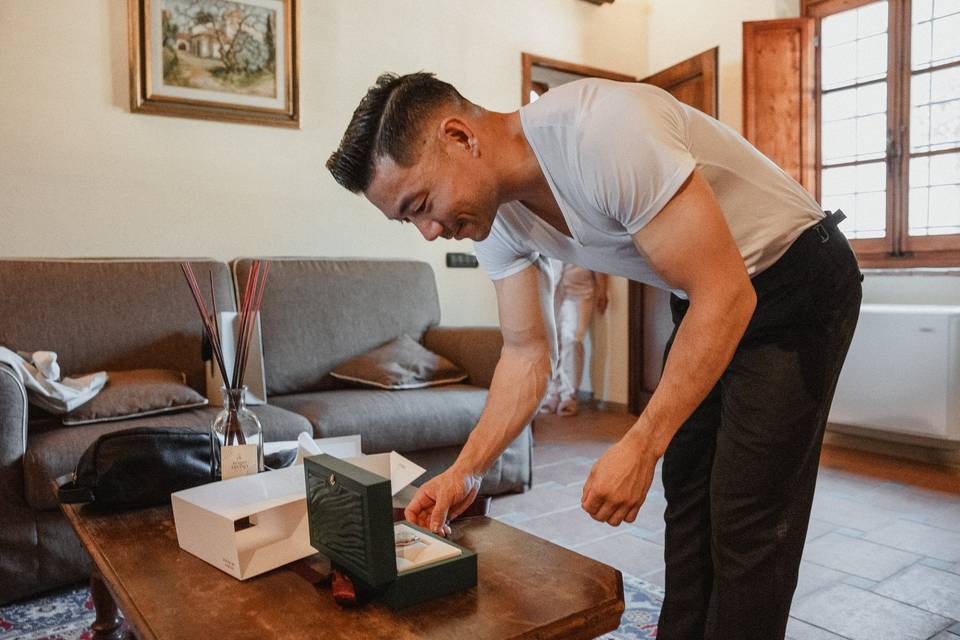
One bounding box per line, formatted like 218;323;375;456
526;79;674;112
523;78;617;122
522;80;627;164
524;79;681;146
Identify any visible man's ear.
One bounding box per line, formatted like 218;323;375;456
438;117;478;156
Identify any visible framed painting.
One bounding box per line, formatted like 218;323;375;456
128;0;299;128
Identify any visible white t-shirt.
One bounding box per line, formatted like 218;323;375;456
474;79;824;297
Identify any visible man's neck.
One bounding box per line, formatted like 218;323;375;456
494;111;571;238
491;111;545;205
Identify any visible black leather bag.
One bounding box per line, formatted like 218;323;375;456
57;427;213;509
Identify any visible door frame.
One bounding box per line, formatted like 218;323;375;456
520;53;636;106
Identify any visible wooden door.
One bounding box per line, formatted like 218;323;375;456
742;19;817;193
627;48;719;416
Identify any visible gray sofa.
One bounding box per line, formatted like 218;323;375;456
0;258;531;604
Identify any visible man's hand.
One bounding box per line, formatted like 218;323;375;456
581;433;658;526
404;466;483;536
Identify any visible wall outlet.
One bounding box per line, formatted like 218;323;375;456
446;253;479;268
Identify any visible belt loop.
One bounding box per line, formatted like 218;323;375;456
825;209;847;226
816;224;829;243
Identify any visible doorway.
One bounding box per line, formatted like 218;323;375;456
520;53;636;410
518;49;720;415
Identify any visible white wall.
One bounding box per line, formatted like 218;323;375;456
0;0;647;340
862;271;960;304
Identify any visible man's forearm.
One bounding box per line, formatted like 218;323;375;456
626;287;756;457
453;345;551;476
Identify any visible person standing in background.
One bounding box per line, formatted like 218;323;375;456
541;262;608;416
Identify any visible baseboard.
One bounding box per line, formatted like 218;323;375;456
820;441;960;495
591;400;630;414
576;391;631;414
824;424;960;464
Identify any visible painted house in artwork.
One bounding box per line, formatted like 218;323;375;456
176;10;265;60
186;25;224;59
174;32;190;52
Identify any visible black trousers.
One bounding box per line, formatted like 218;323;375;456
656;213;863;640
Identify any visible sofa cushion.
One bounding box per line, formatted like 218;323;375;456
0;259;235;393
62;369;208;426
233;259;441;396
270;384;486;454
23;405;311;510
330;335;466;390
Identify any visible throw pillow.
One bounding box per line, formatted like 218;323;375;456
62;369;208;426
330;335;467;390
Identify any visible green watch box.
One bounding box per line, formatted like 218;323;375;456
304;453;478;609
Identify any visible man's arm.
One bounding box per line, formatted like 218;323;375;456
405;263;552;532
581;170;756;525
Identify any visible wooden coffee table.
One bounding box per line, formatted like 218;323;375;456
60;500;624;640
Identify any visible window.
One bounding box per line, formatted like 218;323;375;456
806;0;960;266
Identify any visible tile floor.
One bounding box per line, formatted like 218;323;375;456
490;407;960;640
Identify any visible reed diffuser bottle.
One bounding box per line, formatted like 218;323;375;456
211;386;263;480
181;260;270;481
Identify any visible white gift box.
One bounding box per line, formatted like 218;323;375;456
172;464;312;580
171;434;425;581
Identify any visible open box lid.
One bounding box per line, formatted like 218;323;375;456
173;465;305;520
304;453;420;588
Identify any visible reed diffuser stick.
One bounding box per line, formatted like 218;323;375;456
181;261;270;453
237;261;269;389
208;271;221;350
232;260;259;387
180;264;230;386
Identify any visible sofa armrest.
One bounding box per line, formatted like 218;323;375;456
0;363;28;506
423;326;502;389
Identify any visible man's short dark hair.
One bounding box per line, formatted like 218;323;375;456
326;72;469;193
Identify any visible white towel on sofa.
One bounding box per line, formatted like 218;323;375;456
0;347;107;414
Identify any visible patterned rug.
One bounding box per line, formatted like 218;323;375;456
601;573;663;639
0;573;662;639
0;586;97;640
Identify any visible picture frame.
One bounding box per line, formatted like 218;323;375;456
128;0;299;128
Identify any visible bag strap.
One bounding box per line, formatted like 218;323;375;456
57;472;94;504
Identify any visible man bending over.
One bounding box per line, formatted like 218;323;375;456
326;72;862;639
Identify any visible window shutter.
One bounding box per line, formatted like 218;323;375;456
743;18;817;194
